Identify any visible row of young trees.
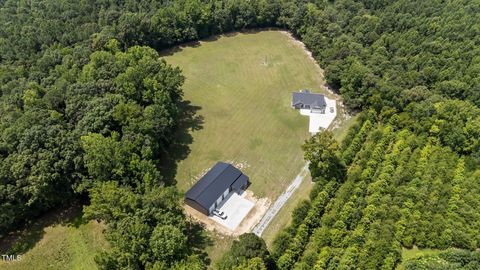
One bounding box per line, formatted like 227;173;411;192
258;0;480;268
268;98;480;269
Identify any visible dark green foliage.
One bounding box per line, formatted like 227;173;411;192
0;43;184;236
291;200;311;228
296;0;480;109
2;0;480;269
302;131;346;181
84;182;202;269
217;233;270;270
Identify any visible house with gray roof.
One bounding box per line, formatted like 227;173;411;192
292;90;327;113
185;162;249;216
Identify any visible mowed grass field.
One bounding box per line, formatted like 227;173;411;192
163;30;330;200
0;206;108;270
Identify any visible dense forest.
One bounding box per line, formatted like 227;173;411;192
265;1;480;270
1;0;479;269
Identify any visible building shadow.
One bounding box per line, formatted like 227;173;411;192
159;100;204;186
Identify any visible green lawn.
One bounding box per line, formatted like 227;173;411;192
163;30;345;267
262;172;313;247
396;246;443;270
0;205;109;270
163;30;334;200
332;114;359;142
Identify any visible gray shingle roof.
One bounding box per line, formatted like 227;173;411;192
292;90;326;108
185;162;248;209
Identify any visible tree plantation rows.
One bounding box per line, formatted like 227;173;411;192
270;103;480;269
264;0;480;268
1;0;480;269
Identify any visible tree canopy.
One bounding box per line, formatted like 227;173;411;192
1;0;479;269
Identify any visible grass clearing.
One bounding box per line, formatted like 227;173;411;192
163;30;348;266
396;246;443;270
163;30;332;200
203;233;234;268
332;114;359;142
0;205;109;270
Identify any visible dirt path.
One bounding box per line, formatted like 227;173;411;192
252;163;309;236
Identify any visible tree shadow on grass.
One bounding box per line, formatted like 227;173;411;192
0;200;88;255
159;100;204;186
158;40;202;57
185;220;213;266
159;28;282;58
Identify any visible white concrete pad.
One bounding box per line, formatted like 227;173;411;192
209;191;255;230
298;97;336;133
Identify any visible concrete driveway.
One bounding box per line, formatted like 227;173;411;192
299;97;337;133
209;191;255;230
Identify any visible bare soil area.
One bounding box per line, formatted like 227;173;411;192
184;190;269;236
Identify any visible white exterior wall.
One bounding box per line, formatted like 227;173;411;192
211;188;233;214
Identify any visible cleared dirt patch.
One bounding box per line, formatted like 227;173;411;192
184;190;269;237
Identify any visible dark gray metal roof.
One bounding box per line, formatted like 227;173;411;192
185;162;247;209
292;90;326;108
232;174;248;190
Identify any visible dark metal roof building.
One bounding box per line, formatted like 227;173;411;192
185;162;249;215
292;90;327;110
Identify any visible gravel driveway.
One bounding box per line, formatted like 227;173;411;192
252;163;309;236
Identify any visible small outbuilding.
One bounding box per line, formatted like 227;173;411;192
185;162;249;216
